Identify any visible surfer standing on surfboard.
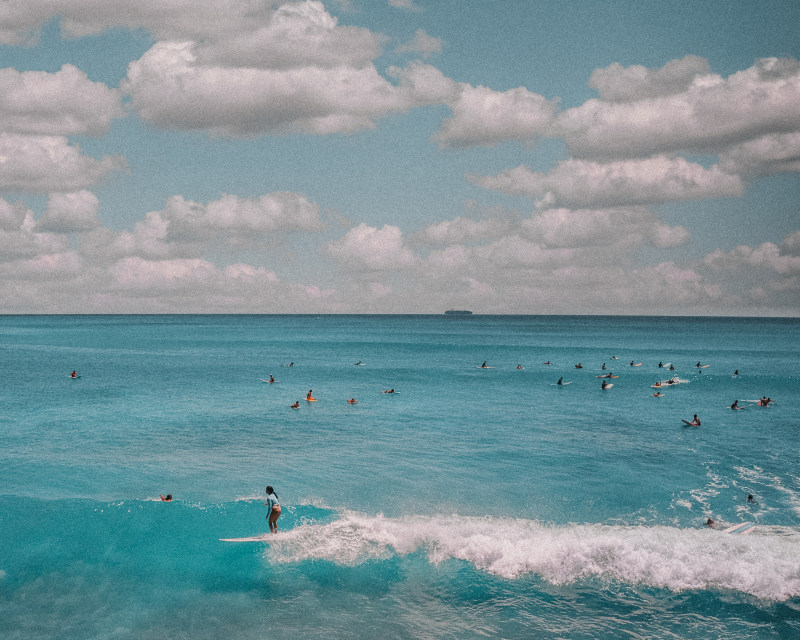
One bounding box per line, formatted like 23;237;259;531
265;486;281;533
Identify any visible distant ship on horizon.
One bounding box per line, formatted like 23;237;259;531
444;309;473;315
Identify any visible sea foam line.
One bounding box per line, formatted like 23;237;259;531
264;512;800;601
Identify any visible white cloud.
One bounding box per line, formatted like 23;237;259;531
0;0;285;45
0;199;67;259
389;0;422;12
396;29;442;58
433;84;558;149
159;192;324;242
719;131;800;177
124;40;427;136
412;215;516;245
36;190;100;233
0;65;122;136
704;239;800;275
0;133;126;193
521;207;689;249
588;55;711;102
325;223;418;270
387;62;459;104
558;57;800;161
193;1;385;69
109;256;218;289
469;156;744;208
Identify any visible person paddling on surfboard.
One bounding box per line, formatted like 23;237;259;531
265;486;281;533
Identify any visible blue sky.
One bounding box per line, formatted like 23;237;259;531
1;0;799;314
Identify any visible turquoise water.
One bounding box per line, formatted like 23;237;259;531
1;314;799;639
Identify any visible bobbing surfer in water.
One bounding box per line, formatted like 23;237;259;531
265;486;281;533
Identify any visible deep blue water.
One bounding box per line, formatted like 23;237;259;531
1;314;799;639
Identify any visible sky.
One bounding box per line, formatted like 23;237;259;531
0;0;799;315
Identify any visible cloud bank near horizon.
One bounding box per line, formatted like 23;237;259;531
0;1;798;315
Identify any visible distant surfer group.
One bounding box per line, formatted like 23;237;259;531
479;359;776;428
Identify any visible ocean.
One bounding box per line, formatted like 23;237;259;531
1;314;798;639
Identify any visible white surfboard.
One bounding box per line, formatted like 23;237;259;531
220;534;272;542
601;383;613;389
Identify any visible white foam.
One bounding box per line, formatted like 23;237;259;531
264;512;800;601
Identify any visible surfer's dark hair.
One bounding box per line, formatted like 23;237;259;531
266;486;277;499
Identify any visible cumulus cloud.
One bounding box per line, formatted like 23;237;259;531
704;238;800;275
412;215;516;245
0;65;125;194
521;207;688;249
433;84;558;149
395;29;442;58
469;156;744;208
0;133;127;193
193;1;385;69
719;131;800;177
109;256;218;289
588;55;711;102
0;64;122;136
124;39;432;136
0;198;67;259
0;65;122;136
0;0;288;45
157;192;323;242
36;190;100;233
98;191;323;261
389;0;422;12
558;57;800;161
325;223;418;270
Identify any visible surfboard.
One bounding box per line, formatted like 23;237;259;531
552;381;572;386
596;374;619;378
259;378;277;383
631;363;642;366
306;398;316;402
220;534;271;542
700;364;711;368
600;383;613;389
681;419;700;426
477;366;496;369
722;522;756;535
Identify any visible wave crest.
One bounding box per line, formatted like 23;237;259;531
265;513;800;601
